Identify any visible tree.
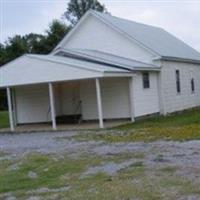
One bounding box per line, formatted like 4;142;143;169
24;33;45;53
43;20;70;53
4;35;28;62
64;0;106;25
0;20;69;67
0;44;7;66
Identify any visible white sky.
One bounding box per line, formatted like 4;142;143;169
0;0;200;51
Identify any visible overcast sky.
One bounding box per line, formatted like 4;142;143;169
0;0;200;51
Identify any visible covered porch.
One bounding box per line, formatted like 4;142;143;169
0;53;136;131
0;50;160;132
5;76;135;131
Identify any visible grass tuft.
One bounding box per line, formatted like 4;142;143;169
0;111;9;129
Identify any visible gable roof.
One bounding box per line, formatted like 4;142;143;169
55;10;200;63
0;54;131;88
54;48;160;71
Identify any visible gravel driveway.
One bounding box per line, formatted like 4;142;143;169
1;131;200;184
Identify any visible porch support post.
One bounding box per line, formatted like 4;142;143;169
129;76;135;122
6;87;14;131
48;83;57;130
95;78;104;128
11;89;17;126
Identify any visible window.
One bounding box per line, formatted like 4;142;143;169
175;70;181;94
142;72;150;89
191;78;195;93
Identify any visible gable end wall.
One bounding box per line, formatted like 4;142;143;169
63;15;155;63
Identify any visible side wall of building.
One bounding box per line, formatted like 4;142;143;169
80;75;160;120
160;61;200;114
133;71;160;117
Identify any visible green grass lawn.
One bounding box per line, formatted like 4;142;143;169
0;111;9;129
72;108;200;142
0;152;200;200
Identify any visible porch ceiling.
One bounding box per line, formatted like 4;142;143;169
0;54;131;88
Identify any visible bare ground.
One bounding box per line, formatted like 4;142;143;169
0;131;200;199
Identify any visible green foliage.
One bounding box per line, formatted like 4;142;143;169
0;90;6;110
0;20;69;67
43;20;70;53
0;111;9;128
64;0;107;25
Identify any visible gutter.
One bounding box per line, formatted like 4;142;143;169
154;56;200;65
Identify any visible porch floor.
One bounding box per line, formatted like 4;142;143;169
0;120;130;133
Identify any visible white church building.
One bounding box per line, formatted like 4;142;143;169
1;10;200;131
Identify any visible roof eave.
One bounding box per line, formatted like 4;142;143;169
154;56;200;65
55;48;160;71
133;67;161;71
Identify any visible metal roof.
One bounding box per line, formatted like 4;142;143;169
90;10;200;62
54;48;160;71
27;54;130;73
0;54;131;88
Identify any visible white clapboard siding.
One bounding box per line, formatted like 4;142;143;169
59;82;81;115
133;72;160;117
101;78;131;119
15;84;50;124
80;78;131;120
80;79;98;120
160;61;200;114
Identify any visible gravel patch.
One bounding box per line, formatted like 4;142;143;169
82;159;137;177
28;171;38;179
0;131;103;157
26;186;70;194
1;131;200;183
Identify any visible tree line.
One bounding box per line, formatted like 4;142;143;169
0;0;107;110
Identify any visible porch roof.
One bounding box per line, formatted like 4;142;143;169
0;54;131;88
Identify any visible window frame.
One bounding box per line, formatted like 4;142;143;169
191;78;195;94
142;72;150;89
175;70;181;94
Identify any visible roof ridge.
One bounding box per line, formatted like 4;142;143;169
90;10;200;62
90;10;160;56
90;10;164;31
